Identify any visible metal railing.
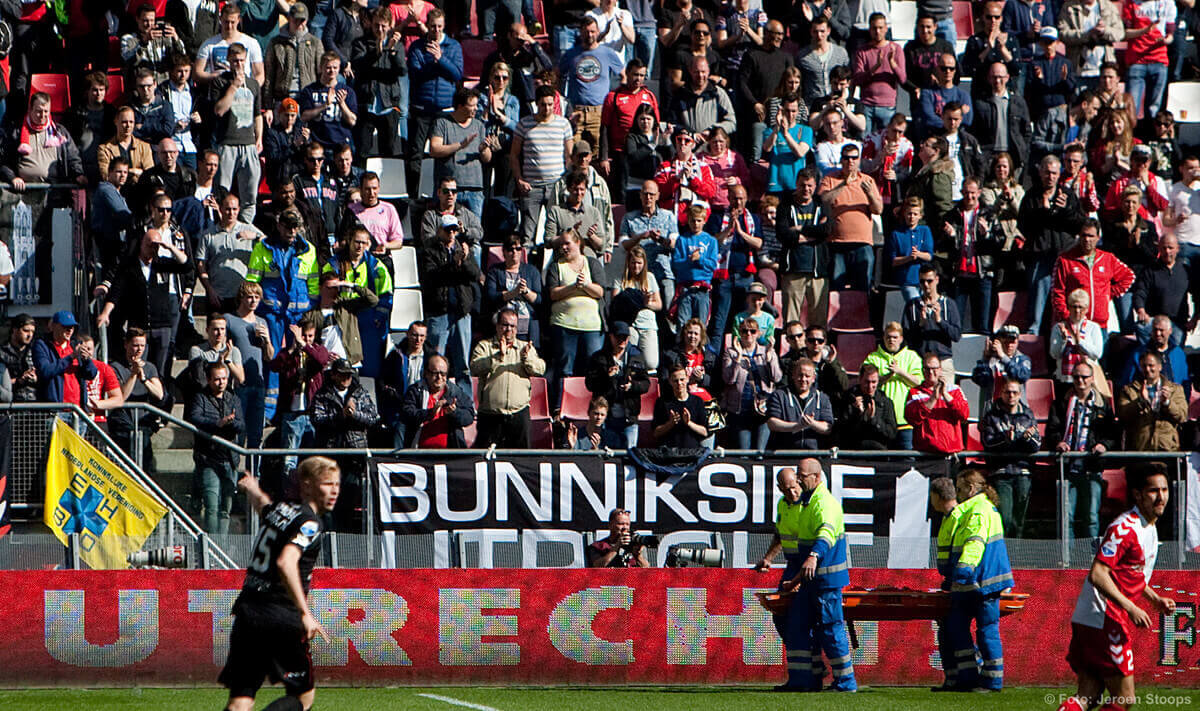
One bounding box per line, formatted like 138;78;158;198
1;402;237;569
4;401;1194;570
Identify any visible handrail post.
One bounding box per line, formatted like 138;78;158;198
1059;456;1069;568
1175;455;1186;568
132;409;143;471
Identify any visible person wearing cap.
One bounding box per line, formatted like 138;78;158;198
721;314;782;450
971;324;1032;416
184;360;245;534
1051;218;1135;335
33;311;98;408
584;321;651;448
1028;26;1076;123
311;356;379;532
245;208;321;416
419;175;484;248
263;98;309;192
419;211;483;387
264;2;323;104
654;126;718;226
732;282;777;347
1100;143;1170;224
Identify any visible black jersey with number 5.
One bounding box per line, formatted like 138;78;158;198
237;501;324;611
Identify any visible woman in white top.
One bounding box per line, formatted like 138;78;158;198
1049;288;1106;398
612;245;662;370
546;229;606;412
586;0;636;58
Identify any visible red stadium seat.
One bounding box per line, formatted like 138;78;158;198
530;377;550;419
1017;335;1049;377
638;378;660;421
952;1;974;40
1025;378;1054;420
461;39;496;82
106;73;126;105
834;332;877;373
1102;469;1127;503
966;422;982;450
992;291;1028;333
532;0;548;38
612;204;626;232
827;290;871;333
560;376;593;421
31;73;70;113
486;245;505;270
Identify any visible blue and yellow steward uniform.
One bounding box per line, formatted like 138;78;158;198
323;253;392;377
935;503;965;686
245;234;320;417
946;492;1013;690
773;482;857;692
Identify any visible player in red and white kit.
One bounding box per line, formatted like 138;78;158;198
1057;465;1175;711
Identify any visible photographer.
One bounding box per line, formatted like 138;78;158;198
587;509;651;568
583;322;650;448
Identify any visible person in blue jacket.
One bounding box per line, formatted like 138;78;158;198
945;468;1015;691
756;459;857;692
670;204;719;333
407;9;463;189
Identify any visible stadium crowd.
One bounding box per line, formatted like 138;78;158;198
0;0;1198;534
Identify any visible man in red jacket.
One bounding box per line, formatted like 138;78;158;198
904;353;969;454
1051;219;1136;333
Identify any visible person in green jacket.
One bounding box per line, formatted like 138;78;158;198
863;321;923;448
929;476;964;691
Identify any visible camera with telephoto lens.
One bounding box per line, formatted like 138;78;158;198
628;533;659;548
128;545;189;569
665;544;725;568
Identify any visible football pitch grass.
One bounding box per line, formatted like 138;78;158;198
1;687;1198;711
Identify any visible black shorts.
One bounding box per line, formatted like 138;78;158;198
218;603;314;698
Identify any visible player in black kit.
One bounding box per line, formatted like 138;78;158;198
220;456;341;711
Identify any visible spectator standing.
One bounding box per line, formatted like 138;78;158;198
564;396;625;450
670;205;720;332
4;93;88;191
654;362;711;448
324;226;394;376
130;69;178;147
1116;351;1186;451
1121;0;1176;120
1051;219;1135;335
661;318;717;401
584;323;651;448
1048;288;1106;394
1059;143;1101;218
299;52;358;152
67;73;116;185
407;10;464;188
400;354;476;448
964;2;1019;81
1057;0;1124;86
226;282;274;450
245;209;321;417
667;57;737;143
598;59;658;182
971;325;1032;414
970;62;1032;178
166;0;220;55
311;358;380;531
905;14;956;93
485;238;544;346
142;139;198;205
0;315;38;404
1166;156;1200;267
980;377;1042;537
1045;362;1118;538
264;4;323;104
33;311;97;409
1028;27;1076;121
341;173;405;263
209;43;263;222
819;143;881;291
778;170;829;327
193;4;266;86
109;328;166;473
196;193;267;314
654;128;718;225
864;321;925;448
737;20;794;160
851;13;905;134
185;361;244;534
512;86;574;244
559;17;624;148
351;8;408;160
901;265;962;383
796;17;850;109
886;196;935;301
813;107;860;178
471;309;546;448
429;89;495;218
1018;155;1085;334
914;54;972;140
1102;185;1160;331
122;3;187;84
721;318;782;449
1132;234;1190;344
909;136;956;237
941;177;1001;332
862;113;915;219
379;320;436;447
323;0;367;66
269;318;333;471
905;353;969;454
96;228;193;381
482;22;555;108
839;362;897;449
803;325;850;411
611;246;662;371
160;53;202;170
419;176;484;253
186;314;246;393
419;215;482;386
763;95;815;200
546;169;607;258
620;180;678;312
766;358;834;449
1100;144;1169;224
91;160;136;275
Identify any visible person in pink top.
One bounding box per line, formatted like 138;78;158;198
851;13;906;134
701;127;751;214
340;171;405;270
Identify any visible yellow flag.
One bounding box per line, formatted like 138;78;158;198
43;419;169;569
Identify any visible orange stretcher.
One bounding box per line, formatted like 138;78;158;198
755;586;1030;621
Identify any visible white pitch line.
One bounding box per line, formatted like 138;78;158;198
416;693;504;711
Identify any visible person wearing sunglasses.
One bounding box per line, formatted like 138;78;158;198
961;0;1018;81
817;142;881;291
914;52;972;140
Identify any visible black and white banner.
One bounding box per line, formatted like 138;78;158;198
376;454;948;544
